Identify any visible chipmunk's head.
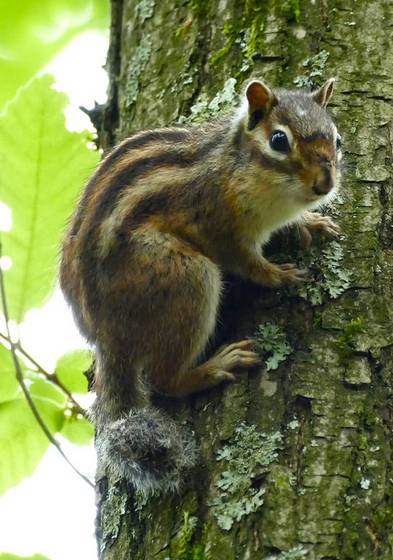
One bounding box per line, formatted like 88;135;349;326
243;79;342;207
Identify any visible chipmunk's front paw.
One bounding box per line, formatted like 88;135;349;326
299;213;340;249
306;212;341;237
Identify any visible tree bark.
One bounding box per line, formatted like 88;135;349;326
96;1;393;558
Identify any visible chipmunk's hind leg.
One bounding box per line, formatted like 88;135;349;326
135;232;262;398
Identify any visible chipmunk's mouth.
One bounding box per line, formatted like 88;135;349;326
313;185;328;196
305;184;337;205
312;175;334;196
304;191;326;201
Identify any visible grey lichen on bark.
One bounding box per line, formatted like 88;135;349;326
96;0;393;558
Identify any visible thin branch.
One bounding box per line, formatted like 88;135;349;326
0;331;87;417
0;240;94;489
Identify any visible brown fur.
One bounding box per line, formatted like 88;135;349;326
60;79;342;493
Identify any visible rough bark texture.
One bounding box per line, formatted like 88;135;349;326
96;1;393;558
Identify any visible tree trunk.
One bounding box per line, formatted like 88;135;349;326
95;1;393;558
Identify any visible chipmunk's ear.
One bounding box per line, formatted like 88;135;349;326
312;78;335;108
246;80;277;130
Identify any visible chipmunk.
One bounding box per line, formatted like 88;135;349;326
60;78;342;495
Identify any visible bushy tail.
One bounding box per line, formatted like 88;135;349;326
92;350;196;496
95;408;196;495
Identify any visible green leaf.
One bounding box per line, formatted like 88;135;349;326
56;349;92;393
0;75;100;322
29;376;67;408
0;0;109;109
0;395;65;495
0;554;51;560
61;414;94;445
0;344;20;403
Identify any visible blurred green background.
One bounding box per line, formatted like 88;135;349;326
0;2;109;559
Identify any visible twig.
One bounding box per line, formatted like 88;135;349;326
0;331;87;417
0;240;94;489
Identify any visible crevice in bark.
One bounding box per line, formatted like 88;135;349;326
101;0;124;150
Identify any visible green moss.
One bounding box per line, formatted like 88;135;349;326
373;506;393;528
253;322;293;371
265;546;307;559
210;423;282;531
260;465;297;549
340;521;364;559
280;0;301;23
313;312;322;327
173;513;210;560
190;0;211;17
210;0;269;68
341;486;371;555
335;318;364;365
293;50;330;88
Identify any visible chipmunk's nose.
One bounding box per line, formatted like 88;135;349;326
312;161;334;195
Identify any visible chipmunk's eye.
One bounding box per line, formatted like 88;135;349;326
270;130;290;153
336;133;342;150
